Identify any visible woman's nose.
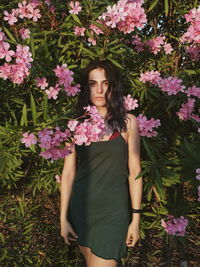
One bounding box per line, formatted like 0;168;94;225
97;84;103;93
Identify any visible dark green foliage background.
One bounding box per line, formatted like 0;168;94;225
0;0;199;266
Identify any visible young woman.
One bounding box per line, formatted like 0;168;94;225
60;60;143;267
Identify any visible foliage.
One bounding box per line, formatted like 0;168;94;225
0;0;200;265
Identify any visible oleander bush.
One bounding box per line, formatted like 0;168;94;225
0;0;200;266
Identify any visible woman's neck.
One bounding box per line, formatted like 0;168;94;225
96;106;107;119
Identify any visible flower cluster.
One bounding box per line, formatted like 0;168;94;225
136;114;161;137
161;215;188;236
21;105;106;159
0;31;33;84
157;77;185;95
123;94;139;111
180;6;200;44
132;35;173;55
35;64;81;99
146;36;173;55
68;105;106;146
139;70;161;85
176;98;197;121
185;86;200;98
3;0;42;25
99;0;147;34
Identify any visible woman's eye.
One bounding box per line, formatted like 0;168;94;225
89;82;95;86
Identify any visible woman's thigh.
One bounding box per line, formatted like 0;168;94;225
89;253;118;267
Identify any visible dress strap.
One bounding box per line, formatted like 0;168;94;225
109;128;120;140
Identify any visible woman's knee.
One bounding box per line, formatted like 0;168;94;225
78;245;92;265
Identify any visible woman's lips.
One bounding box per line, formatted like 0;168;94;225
95;97;104;100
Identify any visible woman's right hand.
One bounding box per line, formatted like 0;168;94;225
60;219;78;245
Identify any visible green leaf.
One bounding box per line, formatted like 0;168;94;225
43;94;48;121
82;47;97;58
3;27;17;43
143;212;156;217
20;104;28;126
164;0;169;16
30;94;37;125
71;14;82;26
30;36;35;58
105;55;123;69
148;0;160;12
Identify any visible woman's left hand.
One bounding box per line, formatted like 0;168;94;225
125;221;140;247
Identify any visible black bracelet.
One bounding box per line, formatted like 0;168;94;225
130;208;142;213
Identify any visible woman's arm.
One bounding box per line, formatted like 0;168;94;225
127;113;143;223
60;143;78;244
125;113;143;247
60;143;76;222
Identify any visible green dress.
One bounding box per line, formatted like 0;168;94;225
68;133;132;261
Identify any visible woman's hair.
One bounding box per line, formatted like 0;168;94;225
75;59;127;132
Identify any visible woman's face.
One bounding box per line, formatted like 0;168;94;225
88;68;109;108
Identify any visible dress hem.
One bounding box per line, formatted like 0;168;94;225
77;241;127;262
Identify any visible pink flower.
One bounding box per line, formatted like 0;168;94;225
3;10;18;25
38;128;53;148
146;36;166;54
196;169;200;181
49;5;55;13
27;7;41;22
21;132;37;147
158;77;185;95
198;185;200;201
0;30;6;42
89;23;104;35
180;7;200;44
68;120;79;131
123;94;139;111
0;63;11;80
185;86;200;98
74;26;85;36
186;45;200;61
19;27;31;40
163;43;173;54
88;37;97;46
35;77;48;89
0;42;15;62
17;0;33;19
161;215;188;236
136;114;161;137
45;85;61;99
44;0;51;6
53;64;74;87
64;84;81;96
99;0;147;33
139;70;161;85
69;1;82;15
29;0;41;8
55;175;61;183
132;35;145;52
176;98;195;121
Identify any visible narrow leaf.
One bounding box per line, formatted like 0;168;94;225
3;27;17;43
164;0;169;16
71;14;82;25
43;94;48;121
148;0;160;12
30;94;37;125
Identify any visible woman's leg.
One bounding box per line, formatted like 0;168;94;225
89;253;118;267
78;245;92;266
